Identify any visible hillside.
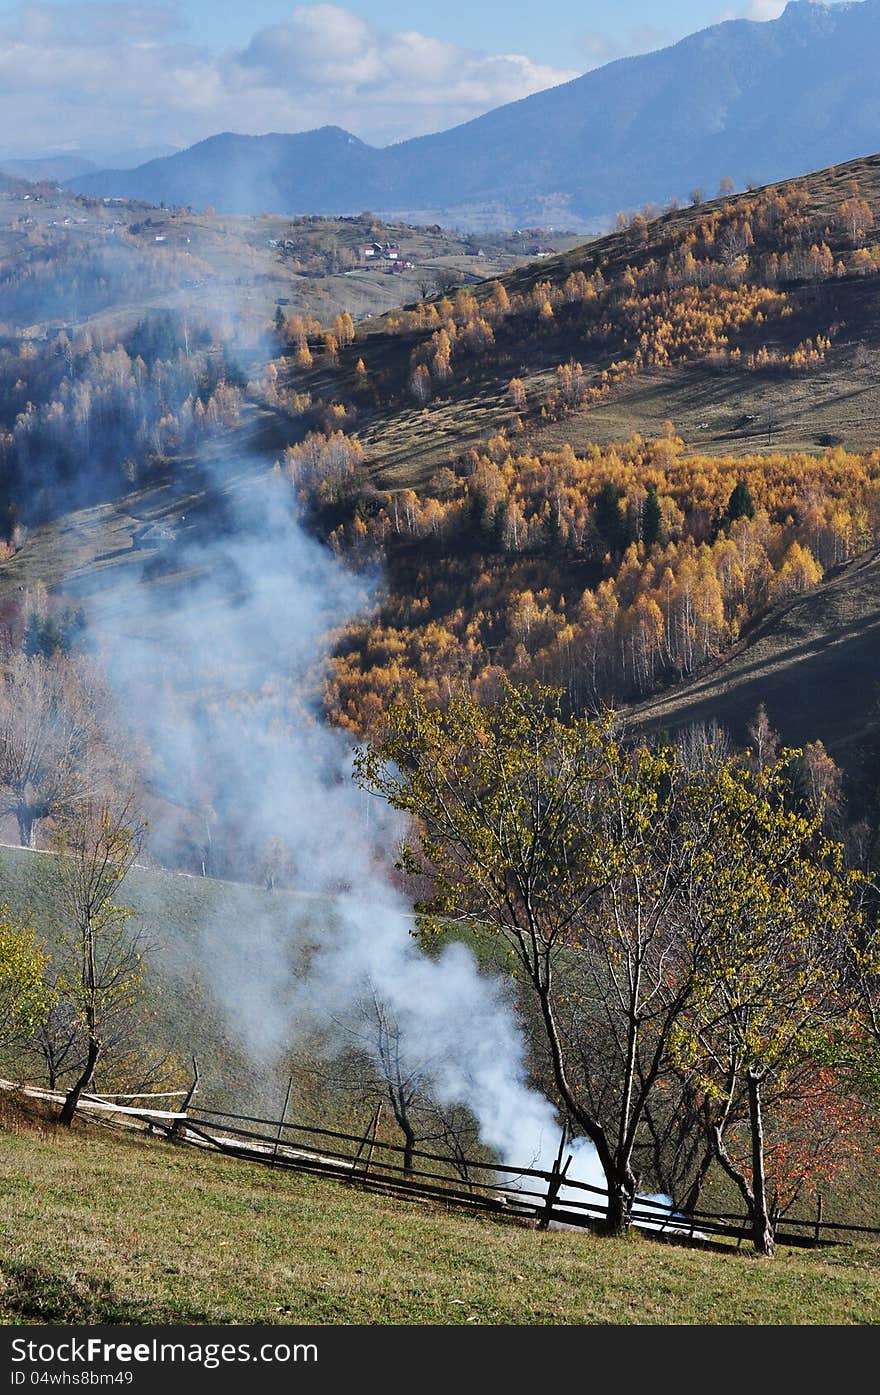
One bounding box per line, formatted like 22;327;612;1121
321;151;880;485
3;148;880;1300
0;842;322;1114
71;1;880;229
3;1098;878;1324
629;545;880;756
9;152;880;767
243;150;880;750
0;155;98;183
0;184;551;347
71;127;381;224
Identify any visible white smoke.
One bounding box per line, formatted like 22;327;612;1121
87;455;607;1191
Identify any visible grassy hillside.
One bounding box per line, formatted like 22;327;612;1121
1;1095;878;1325
240;151;880;750
294;152;880;489
0;184;572;344
0;842;325;1115
1;839;877;1236
629;544;880;756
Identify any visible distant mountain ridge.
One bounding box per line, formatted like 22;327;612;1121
70;0;880;228
2;155;98;183
73;128;374;218
0;147;180;187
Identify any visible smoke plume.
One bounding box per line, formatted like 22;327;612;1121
89;449;607;1189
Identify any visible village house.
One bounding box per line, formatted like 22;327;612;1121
361;241;406;264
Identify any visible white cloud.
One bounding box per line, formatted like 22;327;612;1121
716;2;788;21
745;1;788;17
0;1;579;160
231;5;577;135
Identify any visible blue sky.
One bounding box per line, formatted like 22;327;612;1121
0;1;851;159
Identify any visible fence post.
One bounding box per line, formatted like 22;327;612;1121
814;1190;823;1245
272;1076;294;1164
350;1104;383;1181
170;1056;200;1139
538;1126;572;1231
362;1103;382;1179
736;1212;749;1250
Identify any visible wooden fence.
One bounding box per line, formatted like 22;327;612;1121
5;1076;877;1250
181;1103;879;1250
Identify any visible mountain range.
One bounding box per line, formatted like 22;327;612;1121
68;1;880;230
1;148;178;186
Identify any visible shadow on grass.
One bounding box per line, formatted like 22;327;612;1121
0;1261;213;1325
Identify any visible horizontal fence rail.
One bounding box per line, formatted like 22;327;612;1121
183;1104;878;1249
4;1079;876;1249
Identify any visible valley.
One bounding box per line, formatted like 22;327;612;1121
3;5;880;1319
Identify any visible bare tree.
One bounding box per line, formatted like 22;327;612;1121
27;995;83;1091
430;268;464;295
56;798;146;1126
0;653;118;847
337;988;479;1177
639;1069;716;1213
23;962;176;1097
747;703;780;773
675;719;732;771
364;993;421;1173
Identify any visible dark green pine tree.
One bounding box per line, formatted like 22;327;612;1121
594;481;628;554
726;480;755;523
715;479;755;538
643;483;662;548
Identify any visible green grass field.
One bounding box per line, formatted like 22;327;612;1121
0;838;877;1242
1;1096;879;1325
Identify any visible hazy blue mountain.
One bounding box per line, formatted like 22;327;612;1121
86;145;181;172
0;148;177;184
68;1;880;229
1;155;98;183
71;128;377;214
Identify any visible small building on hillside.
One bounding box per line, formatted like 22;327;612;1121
362;241;406;264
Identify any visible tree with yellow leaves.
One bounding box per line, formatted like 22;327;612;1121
768;541;823;603
56;799;147;1126
358;685;862;1249
672;761;859;1254
0;908;52;1063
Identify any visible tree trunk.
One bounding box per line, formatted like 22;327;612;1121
17;808;35;849
402;1126;415;1175
602;1178;635;1237
59;1037;100;1127
747;1072;775;1257
534;982;635;1237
